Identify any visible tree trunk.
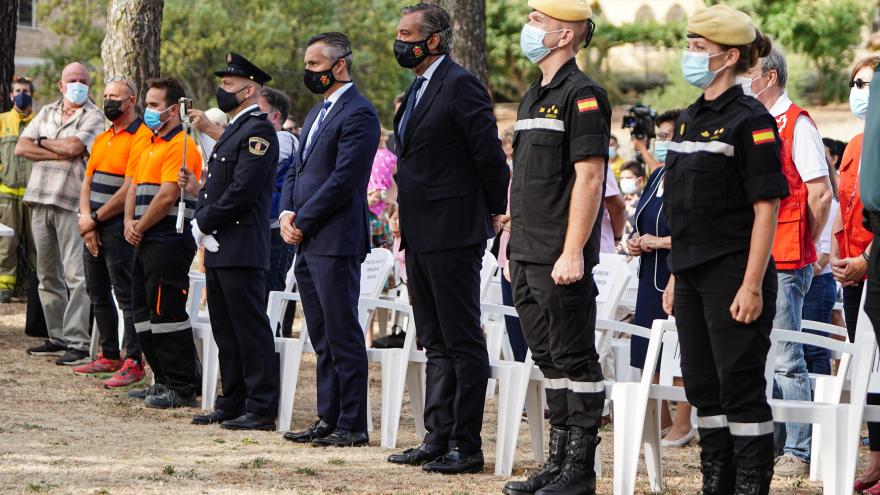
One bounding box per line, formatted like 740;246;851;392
430;0;489;88
101;0;164;109
1;0;18;113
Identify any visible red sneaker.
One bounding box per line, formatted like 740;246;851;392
102;359;146;388
72;354;123;376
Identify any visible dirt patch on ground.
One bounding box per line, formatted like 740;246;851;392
0;302;853;494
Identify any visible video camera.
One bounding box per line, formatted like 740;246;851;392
622;103;657;141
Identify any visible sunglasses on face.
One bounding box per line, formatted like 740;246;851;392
850;79;871;90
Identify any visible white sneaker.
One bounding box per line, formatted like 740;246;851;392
774;453;809;477
661;427;695;448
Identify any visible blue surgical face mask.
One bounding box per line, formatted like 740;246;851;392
520;23;563;64
144;107;169;131
654;140;669;163
681;51;725;89
850;87;870;121
64;82;89;105
609;147;617;160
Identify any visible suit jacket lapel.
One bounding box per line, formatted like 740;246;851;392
402;57;451;150
298;105;321;166
394;83;415;153
302;87;356;164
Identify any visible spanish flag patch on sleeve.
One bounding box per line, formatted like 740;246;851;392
751;128;775;145
577;97;598;113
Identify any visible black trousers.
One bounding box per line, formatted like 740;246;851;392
83;228;139;361
295;251;367;431
510;260;605;432
406;243;489;454
675;251;776;470
132;241;198;397
207;267;279;417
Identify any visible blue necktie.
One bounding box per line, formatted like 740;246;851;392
398;77;426;144
305;100;332;158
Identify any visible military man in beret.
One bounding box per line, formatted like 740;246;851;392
503;1;608;493
186;53;280;430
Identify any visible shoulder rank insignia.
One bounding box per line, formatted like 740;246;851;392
248;136;270;156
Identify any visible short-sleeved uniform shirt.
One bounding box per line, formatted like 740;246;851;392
20;99;106;211
86;118;152;231
509;58;611;267
663;85;789;273
133;125;202;244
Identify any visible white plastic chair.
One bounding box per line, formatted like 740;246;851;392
187;272;221;411
843;287;878;490
765;326;860;495
594;254;633;384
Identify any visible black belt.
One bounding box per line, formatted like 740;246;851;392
864;209;880;235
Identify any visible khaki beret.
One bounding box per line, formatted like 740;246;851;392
687;4;756;46
528;0;592;22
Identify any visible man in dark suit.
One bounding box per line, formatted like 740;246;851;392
278;32;380;447
386;3;509;474
187;52;280;431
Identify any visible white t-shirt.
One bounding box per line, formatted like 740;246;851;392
600;163;620;253
817;197;838;276
769;93;829;182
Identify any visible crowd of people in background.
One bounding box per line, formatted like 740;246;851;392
2;1;880;494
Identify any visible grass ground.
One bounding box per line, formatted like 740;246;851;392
0;302;850;494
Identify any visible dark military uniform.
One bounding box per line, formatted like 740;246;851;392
509;57;609;433
663;84;789;475
194;54;280;420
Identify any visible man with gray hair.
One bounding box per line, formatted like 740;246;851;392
387;3;509;474
745;47;833;476
15;62;104;365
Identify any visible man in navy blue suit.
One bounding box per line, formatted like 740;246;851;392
386;4;509;474
278;32;380;447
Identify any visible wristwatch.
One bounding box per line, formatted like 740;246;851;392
90;210;100;224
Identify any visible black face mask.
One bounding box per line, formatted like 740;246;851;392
103;99;125;121
393;33;437;69
216;85;247;113
303;53;352;95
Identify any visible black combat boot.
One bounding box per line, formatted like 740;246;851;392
535;427;601;495
701;460;736;495
733;467;773;495
502;427;568;495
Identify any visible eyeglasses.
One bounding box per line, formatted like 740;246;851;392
104;76;137;96
850;78;871;90
12;75;32;83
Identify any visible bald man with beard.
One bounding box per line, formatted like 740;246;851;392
16;62;105;365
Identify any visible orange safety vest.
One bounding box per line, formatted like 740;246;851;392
836;133;873;266
772;103;817;270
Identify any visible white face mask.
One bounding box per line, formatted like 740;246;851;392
737;74;770;99
619;178;639;195
850;86;870;121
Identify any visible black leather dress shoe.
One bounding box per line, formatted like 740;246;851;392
283;419;335;443
311;428;369;447
192;409;242;425
422;448;484;474
387;443;446;465
220;413;275;431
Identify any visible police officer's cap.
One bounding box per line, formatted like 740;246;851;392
527;0;591;21
687;4;756;46
214;52;272;85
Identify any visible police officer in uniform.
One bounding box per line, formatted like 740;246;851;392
188;53;280;430
661;5;786;493
503;2;608;494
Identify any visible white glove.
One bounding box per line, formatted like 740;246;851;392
191;218;206;246
203;234;220;253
